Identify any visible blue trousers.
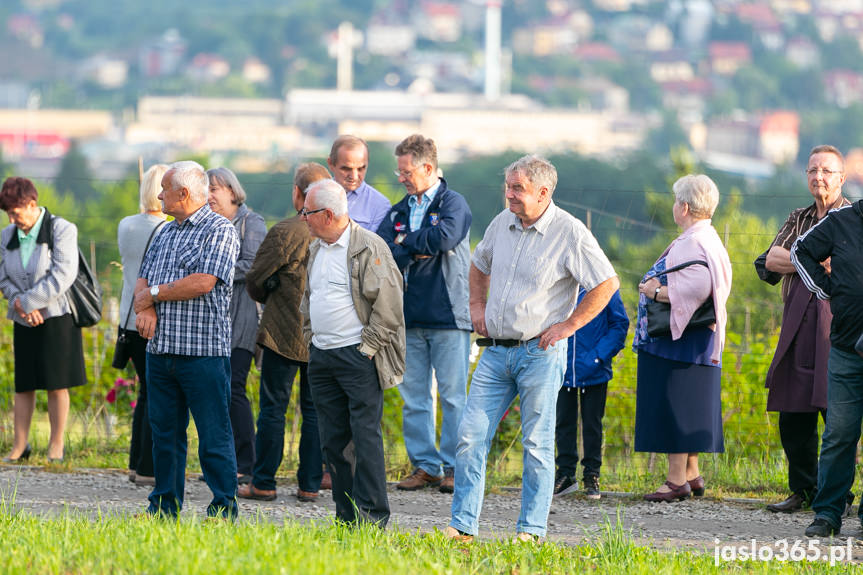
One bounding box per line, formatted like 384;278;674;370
146;353;238;518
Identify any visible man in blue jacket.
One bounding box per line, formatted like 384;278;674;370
554;288;628;499
378;134;472;494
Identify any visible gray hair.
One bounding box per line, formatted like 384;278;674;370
207;167;247;205
672;174;719;219
306;179;348;217
505;154;558;195
140;164;169;212
169;160;208;203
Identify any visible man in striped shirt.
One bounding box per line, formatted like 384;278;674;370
445;155;619;542
134;160;240;520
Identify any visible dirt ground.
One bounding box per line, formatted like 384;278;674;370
2;465;862;565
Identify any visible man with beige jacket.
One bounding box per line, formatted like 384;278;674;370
300;178;405;527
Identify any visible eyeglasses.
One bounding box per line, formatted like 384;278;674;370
300;207;327;217
394;168;418;179
806;168;842;177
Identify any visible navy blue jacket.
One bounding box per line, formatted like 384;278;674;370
377;178;472;330
563;288;629;388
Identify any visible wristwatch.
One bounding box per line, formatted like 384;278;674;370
150;285;160;302
654;286;661;301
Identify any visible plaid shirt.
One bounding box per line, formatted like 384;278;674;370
140;204;239;357
770;195;849;301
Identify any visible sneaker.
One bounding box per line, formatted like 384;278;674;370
553;475;578;497
805;518;838;538
584;476;601;500
396;468;443;490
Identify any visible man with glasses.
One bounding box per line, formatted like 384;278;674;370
327;135;392;232
763;145;851;514
300;178;405;527
378;134;472;494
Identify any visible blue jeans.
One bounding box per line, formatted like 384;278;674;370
252;347;322;492
146;353;238;519
812;347;863;529
450;339;566;537
400;328;469;476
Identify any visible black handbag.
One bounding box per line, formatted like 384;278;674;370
48;216;102;328
754;249;782;286
112;220;165;369
644;260;716;338
66;249;103;328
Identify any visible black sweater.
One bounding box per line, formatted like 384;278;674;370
791;200;863;352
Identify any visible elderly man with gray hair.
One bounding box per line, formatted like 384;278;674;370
300;178;405;527
133;160;240;519
445;155;619;543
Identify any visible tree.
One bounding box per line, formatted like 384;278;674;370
56;140;96;201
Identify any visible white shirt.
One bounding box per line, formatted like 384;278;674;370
308;225;364;349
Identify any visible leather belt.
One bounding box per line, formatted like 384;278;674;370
476;338;530;348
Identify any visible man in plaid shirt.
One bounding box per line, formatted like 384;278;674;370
134;160;240;519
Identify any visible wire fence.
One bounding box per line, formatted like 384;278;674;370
0;181;842;484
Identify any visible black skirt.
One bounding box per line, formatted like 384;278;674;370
634;350;724;454
13;314;87;392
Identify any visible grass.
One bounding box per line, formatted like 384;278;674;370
0;502;844;574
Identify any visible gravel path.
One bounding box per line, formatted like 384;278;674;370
2;466;862;562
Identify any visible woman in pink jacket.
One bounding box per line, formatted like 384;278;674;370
633;174;732;502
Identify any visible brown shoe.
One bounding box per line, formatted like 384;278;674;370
237;483;277;501
643;480;691;502
297;489;319;502
439;473;454;494
320;470;332;490
443;526;474;543
397;469;443;491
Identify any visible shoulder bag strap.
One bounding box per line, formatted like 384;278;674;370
644;259;709;281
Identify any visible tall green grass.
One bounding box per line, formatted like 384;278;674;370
0;502;837;574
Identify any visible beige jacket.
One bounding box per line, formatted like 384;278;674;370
302;220;405;390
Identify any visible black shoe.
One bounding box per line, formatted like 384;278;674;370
767;493;805;513
553;475;578;497
2;443;31;463
583;475;601;500
844;493;855;518
805;518;838;537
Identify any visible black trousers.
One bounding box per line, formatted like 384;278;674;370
779;410;825;498
230;348;256;476
128;330;154;476
555;383;608;479
308;344;389;527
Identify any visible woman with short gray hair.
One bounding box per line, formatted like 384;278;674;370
633;174;732;502
207;166;267;484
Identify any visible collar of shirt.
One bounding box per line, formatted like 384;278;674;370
346;181;369;200
176;203;212;228
408;179;441;209
506;201;557;235
17;207;46;243
322;223;351;249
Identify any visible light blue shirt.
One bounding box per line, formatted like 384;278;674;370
408;180;441;232
17;207;46;269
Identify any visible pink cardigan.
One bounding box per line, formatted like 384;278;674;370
664;219;733;365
